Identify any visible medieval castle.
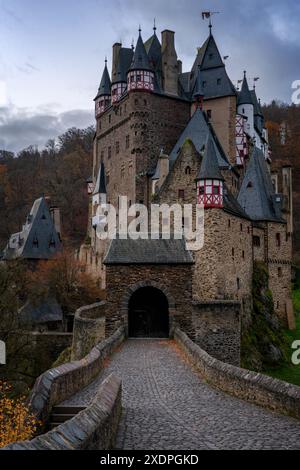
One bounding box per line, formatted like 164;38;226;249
76;22;295;361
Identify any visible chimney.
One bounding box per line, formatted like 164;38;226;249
50;206;62;241
112;42;122;82
161;30;178;96
177;59;182;75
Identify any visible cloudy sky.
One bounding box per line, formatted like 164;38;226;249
0;0;299;153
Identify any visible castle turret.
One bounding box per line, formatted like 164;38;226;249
94;59;111;117
237;72;254;138
196;137;224;208
92;162;107;229
127;28;155;93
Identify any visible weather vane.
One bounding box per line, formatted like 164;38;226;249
201;11;220;33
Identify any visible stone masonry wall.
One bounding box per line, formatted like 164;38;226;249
192;301;241;366
3;374;122;451
175;327;300;420
71;302;106;361
105;264;193;337
267;221;294;327
203;95;237;166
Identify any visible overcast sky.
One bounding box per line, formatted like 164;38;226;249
0;0;299;153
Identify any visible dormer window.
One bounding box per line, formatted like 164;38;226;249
33;237;39;248
209;53;214;60
217;78;221;85
247;182;253;189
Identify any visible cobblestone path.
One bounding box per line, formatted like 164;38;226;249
62;340;300;450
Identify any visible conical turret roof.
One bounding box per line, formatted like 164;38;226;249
129;30;152;72
237;73;253;106
95;61;111;99
197;136;224;181
93;162;107;195
193;66;205;99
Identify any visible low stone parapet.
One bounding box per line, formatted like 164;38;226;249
2;374;122;450
72;302;106;361
28;326;125;427
175;327;300;419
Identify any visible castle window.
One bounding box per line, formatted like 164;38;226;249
185;166;191;175
228;219;231;228
209;53;213;60
240;223;243;232
126;135;130;149
278;267;282;277
202;81;206;88
108;147;112;159
217;78;221;85
253;236;260;247
232;248;235;257
178;189;185;200
247;182;253;188
276;233;281;247
247;226;250;234
135;99;139;105
237;278;240;290
242;250;245;259
33;237;39;248
116;141;120;154
108;115;111;124
144;99;147;106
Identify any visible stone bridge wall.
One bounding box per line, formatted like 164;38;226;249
2;374;122;450
71;302;106;361
175;327;300;419
191;301;241;366
28;326;125;427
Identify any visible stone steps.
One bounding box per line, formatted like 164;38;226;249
49;406;86;430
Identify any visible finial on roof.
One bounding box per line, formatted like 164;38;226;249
131;38;135;50
139;25;142;35
153;18;157;34
243;70;247;78
209;18;212;35
105;56;107;66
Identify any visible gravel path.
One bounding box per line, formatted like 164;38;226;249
61;339;300;450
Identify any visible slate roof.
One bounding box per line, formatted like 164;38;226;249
112;47;133;84
251;89;263;116
169;108;230;169
104;237;194;265
129;32;152;72
2;197;62;260
193;67;205;99
188;35;236;100
223;186;251;220
145;32;162;90
238;147;285;222
197;136;224;180
18;297;63;326
237;75;253;106
94;162;107;195
95;62;111;99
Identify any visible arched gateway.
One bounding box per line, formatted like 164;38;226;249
128;286;169;338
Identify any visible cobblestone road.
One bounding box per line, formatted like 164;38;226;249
62;340;300;450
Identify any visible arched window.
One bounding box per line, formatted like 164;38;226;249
185;166;191;175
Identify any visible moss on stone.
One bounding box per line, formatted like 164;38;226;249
241;261;290;371
51;347;72;368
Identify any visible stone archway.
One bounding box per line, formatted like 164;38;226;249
121;281;176;338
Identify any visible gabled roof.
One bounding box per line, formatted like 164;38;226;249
94;162;107;195
112;47;133;84
129;32;152;72
197;136;224;180
95;62;111;99
169;108;230;169
237;75;253;106
238;148;285;222
3;197;62;260
104;237;194;265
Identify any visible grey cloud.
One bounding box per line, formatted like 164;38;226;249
0;106;94;153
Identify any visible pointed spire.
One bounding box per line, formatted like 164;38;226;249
193;66;205;100
237;71;253;106
153;18;157;35
96;59;111;98
129;28;152;71
93;162;107;195
197;136;224;181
